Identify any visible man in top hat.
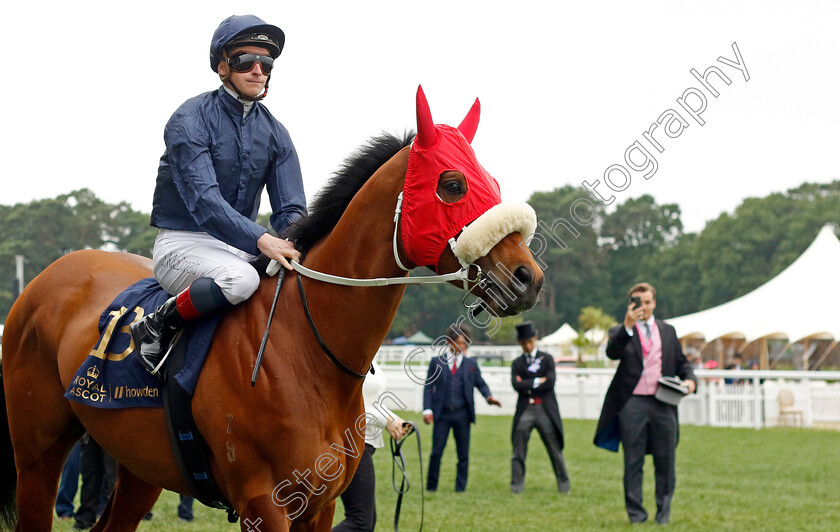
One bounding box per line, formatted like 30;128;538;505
510;321;570;494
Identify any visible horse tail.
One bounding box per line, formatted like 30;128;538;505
0;367;17;530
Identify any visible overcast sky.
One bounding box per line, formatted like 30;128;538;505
2;0;838;233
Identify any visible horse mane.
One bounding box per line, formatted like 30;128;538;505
288;131;414;252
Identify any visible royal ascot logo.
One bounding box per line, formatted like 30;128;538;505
68;374;109;403
86;366;100;380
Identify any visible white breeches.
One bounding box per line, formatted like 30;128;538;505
152;229;260;304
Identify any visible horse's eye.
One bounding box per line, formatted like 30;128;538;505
444;181;462;194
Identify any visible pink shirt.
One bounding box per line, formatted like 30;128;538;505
632;320;662;395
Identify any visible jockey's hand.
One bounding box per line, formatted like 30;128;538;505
257;233;300;270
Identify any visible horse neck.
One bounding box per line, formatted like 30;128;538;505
297;149;410;374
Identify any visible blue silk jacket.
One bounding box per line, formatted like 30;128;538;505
151;86;306;255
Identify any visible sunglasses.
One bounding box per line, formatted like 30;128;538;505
225;53;274;74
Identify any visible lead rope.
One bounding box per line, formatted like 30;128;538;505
391;421;424;531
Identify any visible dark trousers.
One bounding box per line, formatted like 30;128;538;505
618;395;678;524
332;444;376;532
178;495;194;521
74;435;117;528
511;404;569;493
55;441;82;517
427;407;471;492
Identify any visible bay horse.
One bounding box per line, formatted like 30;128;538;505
0;87;543;531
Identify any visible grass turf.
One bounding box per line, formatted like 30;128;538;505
49;416;840;531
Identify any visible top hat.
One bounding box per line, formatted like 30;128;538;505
515;321;537;341
655;376;689;406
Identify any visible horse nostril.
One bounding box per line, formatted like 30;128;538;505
514;266;532;286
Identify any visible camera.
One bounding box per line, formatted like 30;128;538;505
630;295;641;310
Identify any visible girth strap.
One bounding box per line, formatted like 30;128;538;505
163;337;239;523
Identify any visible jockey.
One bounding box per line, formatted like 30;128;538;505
130;14;306;376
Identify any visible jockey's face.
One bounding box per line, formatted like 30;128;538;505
218;45;271;99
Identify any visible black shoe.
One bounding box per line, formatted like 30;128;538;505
129;296;184;377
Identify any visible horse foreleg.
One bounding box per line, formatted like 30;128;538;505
290;501;336;532
90;464;161;532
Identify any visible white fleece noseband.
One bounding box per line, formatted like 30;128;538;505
452;202;537;263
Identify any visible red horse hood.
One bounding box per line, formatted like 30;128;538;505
402;86;504;268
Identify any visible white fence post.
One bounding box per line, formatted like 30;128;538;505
752;375;762;430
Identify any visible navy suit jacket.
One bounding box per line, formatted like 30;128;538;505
423;355;492;424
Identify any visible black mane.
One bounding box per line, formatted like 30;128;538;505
288;131;414;252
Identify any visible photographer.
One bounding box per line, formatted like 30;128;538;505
593;282;696;525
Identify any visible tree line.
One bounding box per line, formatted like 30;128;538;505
2;181;838;342
390;180;840;343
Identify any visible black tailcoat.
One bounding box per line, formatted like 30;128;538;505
511;350;564;450
593;319;696;452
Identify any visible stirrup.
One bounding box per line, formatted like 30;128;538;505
149;329;185;377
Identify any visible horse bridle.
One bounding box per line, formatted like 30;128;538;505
266;193;484;289
254;192;489;384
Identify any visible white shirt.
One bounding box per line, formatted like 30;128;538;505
362;360;398;448
626;316;655;337
449;352;464;374
525;348;542;388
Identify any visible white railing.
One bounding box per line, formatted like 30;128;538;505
376;343;601;366
375;360;840;430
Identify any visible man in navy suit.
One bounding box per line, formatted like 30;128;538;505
423;327;501;492
594;282;697;525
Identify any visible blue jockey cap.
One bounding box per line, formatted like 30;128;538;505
210;15;285;73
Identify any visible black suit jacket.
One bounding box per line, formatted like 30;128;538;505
594;319;696;452
511;350;564;449
423;355;492;424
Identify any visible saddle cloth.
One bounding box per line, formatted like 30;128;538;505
65;278;223;408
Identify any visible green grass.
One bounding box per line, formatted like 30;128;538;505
50;416;840;531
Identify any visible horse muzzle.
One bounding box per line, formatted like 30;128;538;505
448;202;543;317
475;254;544;317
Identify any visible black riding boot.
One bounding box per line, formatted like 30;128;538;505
129;296;185;377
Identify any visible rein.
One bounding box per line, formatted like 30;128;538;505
296;272;367;379
391;421;424;531
255;193;487;382
265;193;483;289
